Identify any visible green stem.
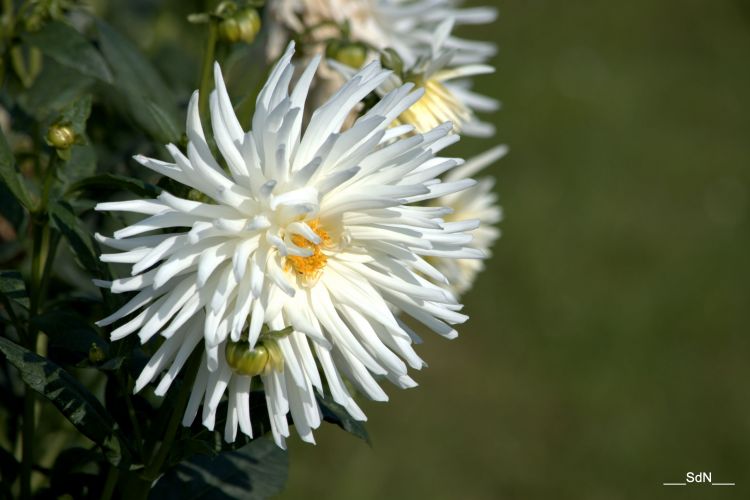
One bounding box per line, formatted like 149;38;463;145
28;221;45;323
20;219;48;499
20;389;35;500
198;20;219;124
19;151;61;498
1;0;12;26
117;371;144;457
100;464;119;500
134;350;202;498
37;230;60;303
37;154;58;215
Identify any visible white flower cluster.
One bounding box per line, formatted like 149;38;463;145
96;0;505;447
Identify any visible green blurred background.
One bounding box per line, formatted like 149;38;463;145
81;0;750;497
280;1;750;498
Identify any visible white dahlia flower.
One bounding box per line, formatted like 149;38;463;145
267;0;496;65
430;145;506;296
94;43;484;447
332;19;498;138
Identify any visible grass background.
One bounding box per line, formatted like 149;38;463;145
280;1;750;498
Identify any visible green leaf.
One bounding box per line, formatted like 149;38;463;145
67;173;162;198
95;21;182;143
57;94;93;138
149;436;288;500
16;58;95;120
145;100;182;144
0;336;131;467
0;129;34;210
0;178;25;230
317;393;370;443
31;310;115;368
0;270;29;310
54;97;96;187
22;21;113;83
49;201;109;279
58;144;97;189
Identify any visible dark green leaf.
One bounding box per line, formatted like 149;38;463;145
0;270;29;310
150;436;288;500
0;177;25;230
317;393;370;443
0;337;131;467
16;58;95;120
0;129;34;210
67;173;162;198
58;144;97;189
95;21;181;143
145;100;182;144
57;94;93;138
49;201;109;279
52;96;96;190
31;310;116;368
22;21;113;83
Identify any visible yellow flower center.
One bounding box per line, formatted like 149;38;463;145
396;78;472;134
285;219;331;282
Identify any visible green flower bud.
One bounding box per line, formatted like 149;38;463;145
226;341;271;376
327;40;369;69
46;123;75;150
219;8;261;45
187;188;212;203
88;343;106;364
265;340;285;373
226;336;287;376
236;9;261;44
219;17;242;44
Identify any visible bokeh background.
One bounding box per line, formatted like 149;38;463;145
282;1;750;498
80;0;750;497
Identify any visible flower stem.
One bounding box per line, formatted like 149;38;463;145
100;464;119;500
198;20;219;124
117;371;145;456
20;152;60;498
134;349;203;498
19;389;35;500
20;219;49;499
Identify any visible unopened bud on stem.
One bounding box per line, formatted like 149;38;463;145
46;123;75;150
326;40;369;69
219;8;261;44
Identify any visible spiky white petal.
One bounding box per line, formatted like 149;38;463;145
331;18;497;138
430;145;506;296
268;0;497;65
96;43;482;447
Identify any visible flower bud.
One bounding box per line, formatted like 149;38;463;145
327;40;369;69
236;9;261;44
219;8;261;45
46;123;75;150
88;343;106;364
264;340;285;373
226;340;270;376
218;17;241;44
